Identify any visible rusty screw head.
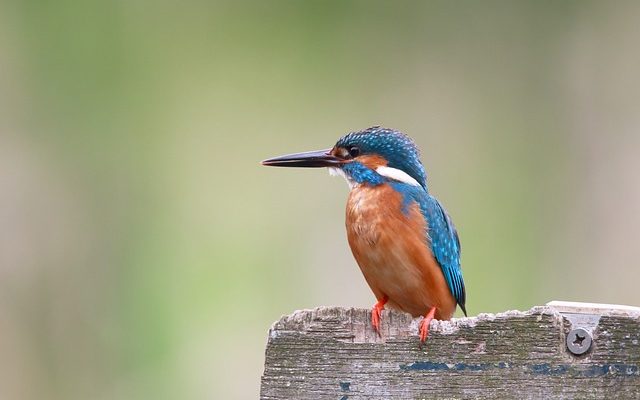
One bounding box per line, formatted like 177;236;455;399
567;327;592;355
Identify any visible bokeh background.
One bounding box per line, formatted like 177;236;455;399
1;1;640;398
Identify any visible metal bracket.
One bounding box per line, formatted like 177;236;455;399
546;300;640;356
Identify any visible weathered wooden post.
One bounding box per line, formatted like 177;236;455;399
261;301;640;399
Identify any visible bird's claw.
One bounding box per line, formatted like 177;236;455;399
372;307;381;333
371;297;388;335
419;306;437;344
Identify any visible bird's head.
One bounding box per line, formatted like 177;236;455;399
262;127;427;189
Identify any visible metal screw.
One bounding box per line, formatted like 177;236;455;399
566;327;592;355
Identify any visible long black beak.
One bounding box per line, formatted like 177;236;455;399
261;148;341;168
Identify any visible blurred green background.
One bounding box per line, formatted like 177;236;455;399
1;1;640;398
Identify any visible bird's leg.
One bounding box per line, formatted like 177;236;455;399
419;306;437;343
371;296;388;334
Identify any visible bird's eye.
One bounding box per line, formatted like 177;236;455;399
348;146;360;158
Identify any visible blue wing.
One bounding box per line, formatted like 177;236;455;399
422;195;466;315
390;183;467;315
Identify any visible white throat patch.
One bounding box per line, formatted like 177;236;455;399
329;166;421;188
328;167;356;189
375;166;421;187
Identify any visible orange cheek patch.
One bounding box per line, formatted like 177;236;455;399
356;155;387;169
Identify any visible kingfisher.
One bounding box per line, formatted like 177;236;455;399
262;127;466;343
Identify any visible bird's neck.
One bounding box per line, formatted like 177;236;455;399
342;162;385;186
330;161;427;191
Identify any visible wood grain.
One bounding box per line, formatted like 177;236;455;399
261;304;640;399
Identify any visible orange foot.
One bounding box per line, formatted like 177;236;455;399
371;296;388;334
419;306;437;343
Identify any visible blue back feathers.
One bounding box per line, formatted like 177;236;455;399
390;182;466;315
336;127;428;189
337;127;466;315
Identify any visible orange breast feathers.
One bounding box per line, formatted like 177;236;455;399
345;184;456;320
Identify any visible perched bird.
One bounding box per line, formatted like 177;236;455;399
262;127;466;342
